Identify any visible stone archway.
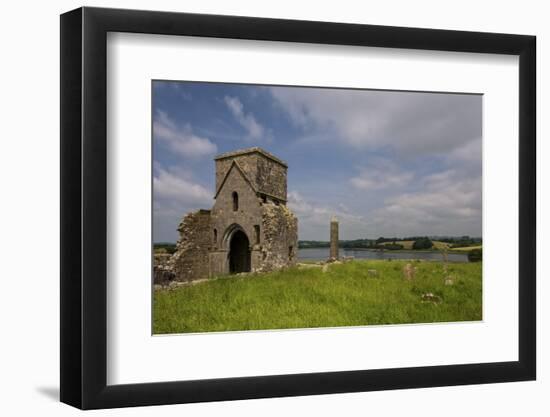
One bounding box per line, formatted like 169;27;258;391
229;229;251;273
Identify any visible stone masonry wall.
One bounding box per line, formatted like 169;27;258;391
210;164;263;251
256;157;287;202
215;154;257;194
215;150;288;202
260;203;298;272
170;209;212;282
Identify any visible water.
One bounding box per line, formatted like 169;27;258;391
298;247;469;263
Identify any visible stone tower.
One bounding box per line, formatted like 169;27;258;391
162;147;298;283
330;216;339;260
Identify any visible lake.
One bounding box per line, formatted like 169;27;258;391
298;248;469;263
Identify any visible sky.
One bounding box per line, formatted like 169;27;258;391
153;81;482;243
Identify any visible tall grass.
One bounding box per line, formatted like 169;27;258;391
153;260;482;334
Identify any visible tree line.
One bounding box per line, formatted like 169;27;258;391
298;235;482;251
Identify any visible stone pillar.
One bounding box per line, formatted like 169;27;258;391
330;216;339;260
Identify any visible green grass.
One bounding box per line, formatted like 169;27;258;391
379;240;452;250
450;245;482;252
153;260;482;334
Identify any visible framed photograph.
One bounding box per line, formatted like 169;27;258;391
60;6;536;409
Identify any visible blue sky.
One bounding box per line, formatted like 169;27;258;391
153;81;482;243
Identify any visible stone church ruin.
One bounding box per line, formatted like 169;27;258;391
155;147;298;284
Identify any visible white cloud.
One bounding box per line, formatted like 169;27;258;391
288;191;368;239
153;110;217;157
153;167;212;207
224;96;265;140
153;167;214;242
371;169;482;236
351;157;414;191
272;87;482;237
269;87;482;157
449;137;482;165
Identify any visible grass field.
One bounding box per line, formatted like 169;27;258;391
379;240;452;250
450;245;482;252
153;259;482;334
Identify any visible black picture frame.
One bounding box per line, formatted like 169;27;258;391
60;6;536;410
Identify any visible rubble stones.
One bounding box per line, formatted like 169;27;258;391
402;263;416;281
421;293;442;304
153;265;176;285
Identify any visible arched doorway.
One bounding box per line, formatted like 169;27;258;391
229;230;251;273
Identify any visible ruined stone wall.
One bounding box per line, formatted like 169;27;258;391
153;253;175;285
170;209;212;282
260;203;298;272
256;157;287;202
158;147;296;283
154;253;172;266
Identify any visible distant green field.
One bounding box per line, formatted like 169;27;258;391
379;240;452;250
379;240;414;249
450;245;482;252
153;259;482;334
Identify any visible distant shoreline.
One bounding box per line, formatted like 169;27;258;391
298;246;478;254
153;243;480;254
